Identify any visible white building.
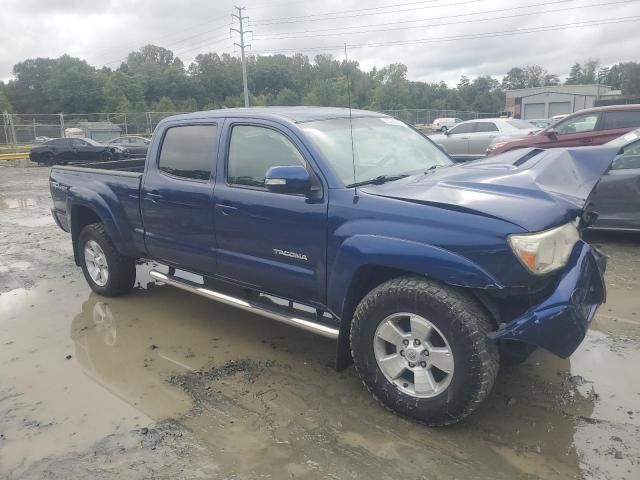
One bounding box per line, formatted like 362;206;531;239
505;84;622;119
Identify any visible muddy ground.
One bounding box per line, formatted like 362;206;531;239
1;160;639;479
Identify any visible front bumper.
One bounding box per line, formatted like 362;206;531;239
490;241;606;358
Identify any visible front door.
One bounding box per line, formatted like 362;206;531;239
213;120;328;305
591;140;640;230
141;122;220;273
442;122;472;158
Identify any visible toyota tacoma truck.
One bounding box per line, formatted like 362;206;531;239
49;107;611;426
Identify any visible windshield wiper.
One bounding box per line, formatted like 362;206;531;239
346;174;409;188
424;164;447;174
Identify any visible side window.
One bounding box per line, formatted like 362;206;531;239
474;122;499;133
158;125;217;181
448;123;474;134
611;141;640;170
600;111;640;130
227;125;306;188
555;114;599;134
71;139;86;147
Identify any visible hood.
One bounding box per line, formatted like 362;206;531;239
360;147;618;232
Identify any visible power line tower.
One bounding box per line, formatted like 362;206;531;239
231;6;251;107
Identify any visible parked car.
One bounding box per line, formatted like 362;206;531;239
430;118;537;161
107;135;150;157
527;118;551;129
30;137;128;165
432;117;462;132
588;128;640;231
487;104;640;156
49;107;610;426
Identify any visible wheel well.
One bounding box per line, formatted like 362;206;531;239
71;206;102;265
336;265;417;370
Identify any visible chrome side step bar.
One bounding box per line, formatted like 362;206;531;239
149;270;340;339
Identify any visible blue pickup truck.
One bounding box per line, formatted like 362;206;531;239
50;107;611;426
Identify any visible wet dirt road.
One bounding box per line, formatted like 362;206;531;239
1;162;639;479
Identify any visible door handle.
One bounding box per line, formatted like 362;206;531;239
460;136;470;140
215;202;238;215
580;138;593;143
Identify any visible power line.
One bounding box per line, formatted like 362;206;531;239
251;15;640;54
253;0;603;37
252;0;638;40
251;0;485;25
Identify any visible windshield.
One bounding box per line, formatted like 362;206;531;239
299;117;452;186
606;128;640;148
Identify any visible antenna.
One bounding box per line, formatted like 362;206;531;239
344;44;358;201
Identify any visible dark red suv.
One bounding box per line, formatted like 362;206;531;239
487;104;640;156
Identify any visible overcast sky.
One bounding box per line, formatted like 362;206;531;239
1;0;639;85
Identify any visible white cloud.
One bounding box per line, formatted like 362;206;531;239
1;0;639;84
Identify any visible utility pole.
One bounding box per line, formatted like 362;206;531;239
231;6;251;107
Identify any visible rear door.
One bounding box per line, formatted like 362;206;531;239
467;121;499;156
596;110;640;144
213;120;328;305
590;140;640;230
141;122;220;273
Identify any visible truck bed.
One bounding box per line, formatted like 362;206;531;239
49;160;145;258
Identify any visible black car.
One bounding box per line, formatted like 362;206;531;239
29;137;129;165
106;136;150;157
589;128;640;231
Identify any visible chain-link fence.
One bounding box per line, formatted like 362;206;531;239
1;108;501;147
0;112;187;147
381;109;499;126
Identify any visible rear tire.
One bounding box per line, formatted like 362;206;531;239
350;277;499;426
78;223;136;297
441;126;448;132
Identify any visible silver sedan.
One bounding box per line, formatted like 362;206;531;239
430;118;537;161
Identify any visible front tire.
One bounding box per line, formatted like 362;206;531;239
350;277;499;426
78;223;136;297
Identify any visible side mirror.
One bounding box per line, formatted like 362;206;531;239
264;165;311;194
544;128;557;139
443;129;451;136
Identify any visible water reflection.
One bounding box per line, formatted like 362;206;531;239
68;284;607;479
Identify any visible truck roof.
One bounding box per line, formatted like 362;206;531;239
163;106;387;124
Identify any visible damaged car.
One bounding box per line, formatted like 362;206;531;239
49;107;612;425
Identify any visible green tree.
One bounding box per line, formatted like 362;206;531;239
566;62;583;85
0;88;12;112
152;96;177;112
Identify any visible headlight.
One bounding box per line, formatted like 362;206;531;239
508;223;580;275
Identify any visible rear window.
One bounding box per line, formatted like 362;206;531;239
158;125;217;181
600;111;640;130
